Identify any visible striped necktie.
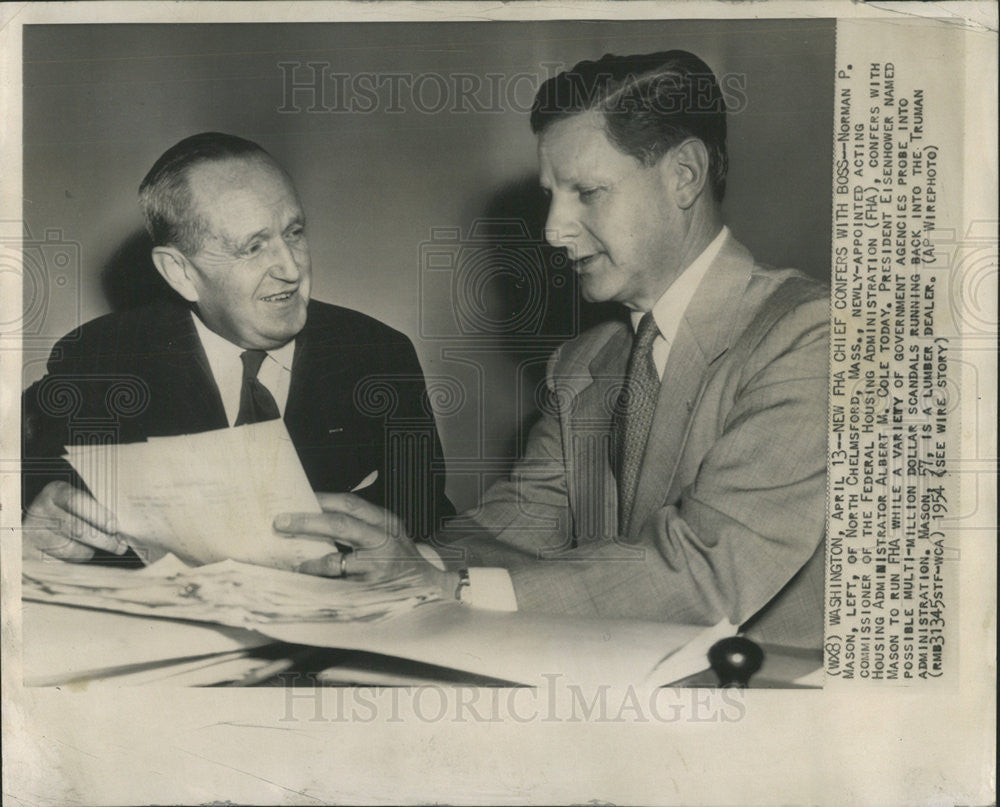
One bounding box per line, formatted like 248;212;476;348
613;312;661;534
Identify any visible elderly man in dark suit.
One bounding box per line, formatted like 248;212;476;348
276;51;829;650
22;132;453;564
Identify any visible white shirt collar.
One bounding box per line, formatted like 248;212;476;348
267;336;296;371
630;225;729;342
190;311;296;374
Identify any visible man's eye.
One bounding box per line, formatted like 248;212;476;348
244;242;263;257
286;226;305;240
579;187;600;202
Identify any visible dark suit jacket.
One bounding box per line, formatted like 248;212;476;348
22;298;454;561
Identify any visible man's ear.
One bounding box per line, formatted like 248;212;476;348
151;246;200;302
660;138;711;210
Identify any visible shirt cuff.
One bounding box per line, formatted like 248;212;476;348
416;544;518;611
464;568;518;612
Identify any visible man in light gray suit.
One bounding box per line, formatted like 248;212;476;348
275;50;829;649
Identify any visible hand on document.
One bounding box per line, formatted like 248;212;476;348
50;421;335;571
273;493;454;598
22;480;130;562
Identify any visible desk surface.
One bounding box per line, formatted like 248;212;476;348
22;600;823;689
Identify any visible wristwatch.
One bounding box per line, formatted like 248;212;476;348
454;568;471;601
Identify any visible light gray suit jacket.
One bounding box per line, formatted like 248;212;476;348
437;235;829;648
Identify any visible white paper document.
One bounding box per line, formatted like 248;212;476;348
63;420;330;570
22;553;442;628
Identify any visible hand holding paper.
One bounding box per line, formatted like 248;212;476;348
274;492;454;596
22;480;129;562
62;420;332;571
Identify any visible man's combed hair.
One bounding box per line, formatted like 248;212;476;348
531;50;729;202
138;132;273;254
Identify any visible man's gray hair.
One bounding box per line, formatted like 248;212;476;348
138;132;274;254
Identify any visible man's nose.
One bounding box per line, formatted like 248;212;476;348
543;195;580;251
270;239;303;282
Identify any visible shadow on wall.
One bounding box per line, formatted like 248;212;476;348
479;173;622;342
100;229;180;311
474;174;624;456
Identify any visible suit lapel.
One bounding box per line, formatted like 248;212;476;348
283;306;380;493
562;325;630;544
285;324;312;419
285;306;356;430
158;304;228;432
626;236;757;537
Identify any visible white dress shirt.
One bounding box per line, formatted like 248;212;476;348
190;312;296;426
454;227;730;612
630;225;728;380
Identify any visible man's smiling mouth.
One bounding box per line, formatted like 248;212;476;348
261;290;296;302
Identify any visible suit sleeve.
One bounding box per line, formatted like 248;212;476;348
432;346;574;564
433;403;572;561
440;297;828;627
383;336;456;540
21;334;88;511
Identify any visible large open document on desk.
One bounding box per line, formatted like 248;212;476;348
22;600;274;687
257;603;734;689
22;555;733;688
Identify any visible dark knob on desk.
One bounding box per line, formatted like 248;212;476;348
708;636;764;688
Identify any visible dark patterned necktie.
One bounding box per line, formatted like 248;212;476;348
234;349;280;426
613;312;662;534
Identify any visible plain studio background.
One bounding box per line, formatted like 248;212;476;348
21;20;834;511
